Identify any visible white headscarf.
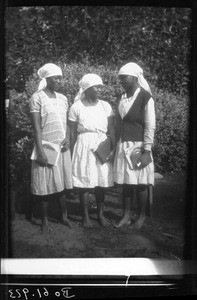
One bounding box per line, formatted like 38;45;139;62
118;62;152;94
37;63;63;91
74;73;103;102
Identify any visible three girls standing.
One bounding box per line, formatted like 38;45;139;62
29;62;155;231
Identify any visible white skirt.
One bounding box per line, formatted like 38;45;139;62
114;141;154;185
72;132;114;188
31;149;73;195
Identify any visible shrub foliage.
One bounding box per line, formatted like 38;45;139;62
7;62;189;191
6;6;191;95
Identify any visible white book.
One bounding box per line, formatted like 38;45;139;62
31;141;61;166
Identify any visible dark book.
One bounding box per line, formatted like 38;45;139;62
130;149;152;169
130;150;142;168
94;137;111;164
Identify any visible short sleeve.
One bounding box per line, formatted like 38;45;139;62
101;100;113;117
68;102;79;122
29;93;41;113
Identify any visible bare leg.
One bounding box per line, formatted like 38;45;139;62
95;187;109;227
130;185;147;229
114;185;134;228
27;194;36;222
79;190;93;228
59;193;72;228
41;199;52;232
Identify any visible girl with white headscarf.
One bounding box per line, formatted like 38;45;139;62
69;73;115;228
29;63;73;232
114;62;156;230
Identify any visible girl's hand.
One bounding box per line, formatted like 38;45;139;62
36;152;49;166
137;150;152;169
61;137;70;152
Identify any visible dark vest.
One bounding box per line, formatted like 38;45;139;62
116;88;152;142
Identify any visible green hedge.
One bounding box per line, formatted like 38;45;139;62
7;90;33;190
153;88;189;173
7;61;189;191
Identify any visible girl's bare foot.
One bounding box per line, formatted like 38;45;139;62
114;216;131;228
82;218;93;228
29;214;37;224
129;217;145;230
61;217;73;228
98;216;110;227
60;217;73;228
41;222;52;233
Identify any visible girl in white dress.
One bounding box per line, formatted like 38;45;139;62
69;74;115;228
114;62;156;229
29;63;73;232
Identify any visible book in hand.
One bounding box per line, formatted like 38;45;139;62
42;143;60;166
93;137;111;164
125;147;152;169
130;149;142;169
31;141;60;166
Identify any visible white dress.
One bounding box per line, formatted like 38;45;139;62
69;100;114;188
29;91;73;195
114;88;156;185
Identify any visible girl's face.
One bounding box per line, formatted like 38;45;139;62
84;85;100;101
119;75;137;91
46;75;62;91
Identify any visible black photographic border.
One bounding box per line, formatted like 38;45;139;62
1;0;197;298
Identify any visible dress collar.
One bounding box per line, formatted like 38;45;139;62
122;87;141;101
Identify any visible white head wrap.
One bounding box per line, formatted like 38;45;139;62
118;62;152;94
74;73;103;102
37;63;63;91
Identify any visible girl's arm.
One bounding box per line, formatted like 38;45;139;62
107;115;116;148
31;112;48;166
143;97;156;151
69;120;78;157
138;97;156;169
107;115;116;161
61;111;71;152
114;108;122;145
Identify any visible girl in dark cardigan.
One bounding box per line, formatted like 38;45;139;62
114;62;156;229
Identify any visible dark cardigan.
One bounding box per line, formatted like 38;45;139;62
116;88;152;143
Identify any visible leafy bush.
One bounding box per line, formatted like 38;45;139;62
7;90;33;190
7;61;189;193
153;88;189;173
6;6;191;95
